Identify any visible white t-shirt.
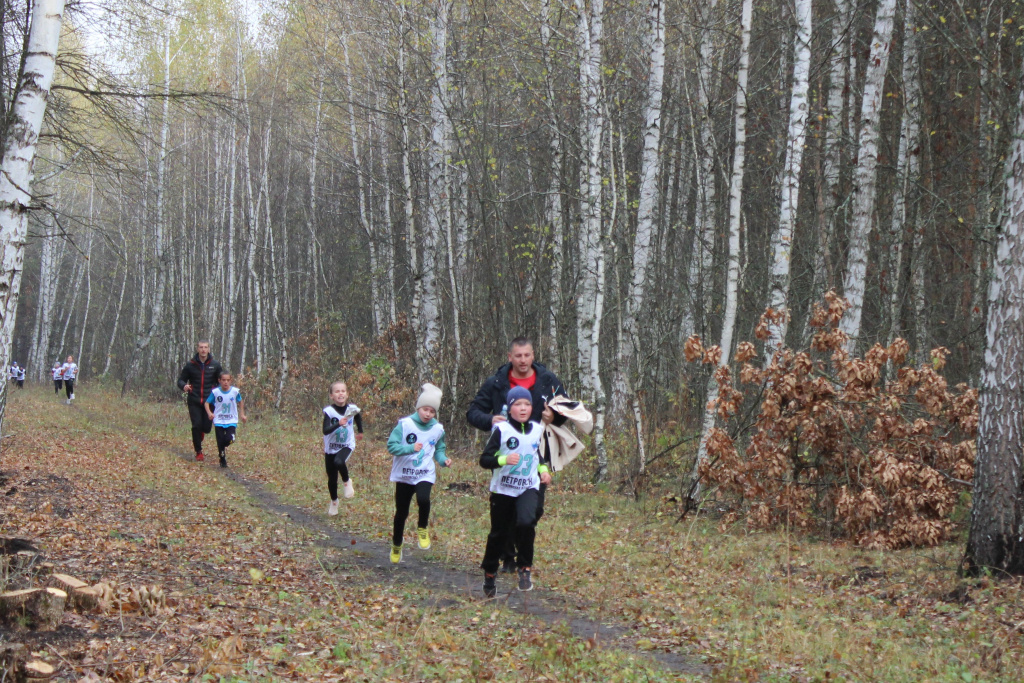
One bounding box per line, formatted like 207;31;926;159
207;387;242;427
323;405;359;454
488;421;543;496
51;367;62;380
61;363;78;381
389;416;445;485
16;368;25;381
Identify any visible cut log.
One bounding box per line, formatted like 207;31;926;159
34;562;55;576
13;550;38;571
71;586;100;612
0;587;66;630
46;574;89;609
20;659;55;682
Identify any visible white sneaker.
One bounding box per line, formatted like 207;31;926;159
70;393;75;400
328;500;339;516
66;399;71;405
343;480;355;499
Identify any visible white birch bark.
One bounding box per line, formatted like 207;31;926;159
541;0;563;362
28;210;64;379
237;28;264;376
839;0;898;350
887;5;921;345
399;6;422;373
421;0;450;379
765;0;813;364
691;0;753;502
75;224;94;366
611;0;666;472
682;0;720;343
965;84;1024;571
0;0;65;418
575;0;604;401
103;230;128;376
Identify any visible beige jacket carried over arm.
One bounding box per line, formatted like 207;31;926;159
542;396;594;472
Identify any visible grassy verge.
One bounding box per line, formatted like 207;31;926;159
0;386;680;682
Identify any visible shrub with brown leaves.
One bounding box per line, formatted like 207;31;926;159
689;292;978;549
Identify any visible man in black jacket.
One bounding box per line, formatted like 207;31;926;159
467;336;567;572
176;341;223;462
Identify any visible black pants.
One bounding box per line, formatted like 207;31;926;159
63;379;74;399
214;426;236;456
324;448;352;501
16;380;23;389
502;483;546;564
393;481;433;546
482;489;540;574
53;379;62;393
187;401;212;454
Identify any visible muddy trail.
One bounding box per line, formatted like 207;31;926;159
156;438;707;678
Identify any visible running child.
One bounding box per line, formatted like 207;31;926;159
204;371;246;468
479;386;551;596
61;356;78;404
16;364;25;389
322;381;363;515
52;362;63;394
386;383;449;564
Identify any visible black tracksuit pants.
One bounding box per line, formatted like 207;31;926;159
53;379;62;393
482;488;540;574
63;379;74;399
215;426;236;456
392;481;433;546
502;483;545;565
187;401;212;454
324;448;352;501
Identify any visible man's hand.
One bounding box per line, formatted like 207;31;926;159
505;453;520;466
183;382;192;393
540;471;552;485
541;407;554;424
491;415;507;426
413;442;424;452
356;433;364;441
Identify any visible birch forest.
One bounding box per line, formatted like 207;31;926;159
5;0;1024;481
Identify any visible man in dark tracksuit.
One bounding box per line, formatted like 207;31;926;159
177;341;223;462
467;336;567;572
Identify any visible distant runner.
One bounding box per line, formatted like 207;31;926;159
176;341;223;462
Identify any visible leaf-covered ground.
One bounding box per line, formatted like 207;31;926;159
4;385;1024;682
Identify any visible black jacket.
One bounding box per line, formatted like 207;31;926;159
176;354;223;406
466;361;567;432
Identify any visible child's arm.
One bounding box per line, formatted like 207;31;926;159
386;423;417;457
353;413;364;434
322;412;339;436
204;394;214;419
479;430;518;469
238;397;247;423
433;432;451;467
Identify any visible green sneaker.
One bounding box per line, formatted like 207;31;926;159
390;543;402;564
417;528;431;550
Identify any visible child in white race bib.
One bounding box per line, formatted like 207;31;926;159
385;383;449;564
322;381;363;516
479;386;551;596
204;372;246;468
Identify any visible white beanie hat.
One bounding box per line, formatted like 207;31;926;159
415;383;443;411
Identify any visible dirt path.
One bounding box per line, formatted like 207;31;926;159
165;443;707;677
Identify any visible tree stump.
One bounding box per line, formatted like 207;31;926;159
19;660;55;682
46;574;92;610
0;588;67;630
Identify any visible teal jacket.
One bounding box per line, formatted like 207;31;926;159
387;413;448;465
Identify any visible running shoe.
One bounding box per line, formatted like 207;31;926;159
483;573;496;598
417;528;431;550
219;455;227;468
343;480;355;499
517;567;533;592
390;543;403;564
328;500;339;516
196;452;205;462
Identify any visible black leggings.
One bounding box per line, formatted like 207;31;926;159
502;483;546;563
482;489;540;574
324;448;352;500
392;481;433;546
53;379;62;394
63;379;74;399
215;426;236;455
187;401;212;454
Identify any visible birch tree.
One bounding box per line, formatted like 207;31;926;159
838;0;897;351
690;0;753;503
765;0;813;363
964;85;1024;574
0;0;66;429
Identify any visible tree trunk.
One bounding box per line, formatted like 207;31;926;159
765;0;813;364
964;85;1024;574
691;0;753;503
839;0;897;351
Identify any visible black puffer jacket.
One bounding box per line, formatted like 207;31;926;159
466;361;567;432
176;354;223;406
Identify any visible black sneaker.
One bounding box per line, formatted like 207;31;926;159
500;558;516;574
483;573;496;598
517;567;533;592
219;455;227;468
